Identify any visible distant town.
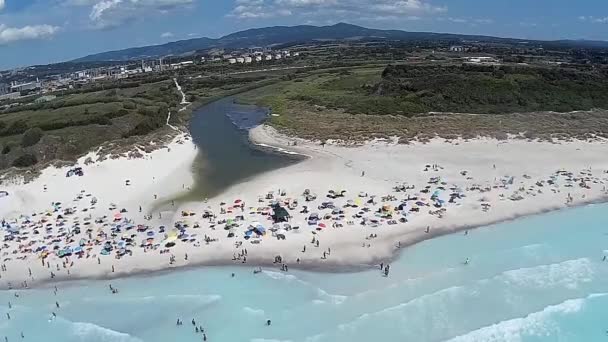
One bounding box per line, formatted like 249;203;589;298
0;48;301;103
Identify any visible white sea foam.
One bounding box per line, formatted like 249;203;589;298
264;271;347;304
443;295;603;342
263;270;299;281
501;258;594;289
165;294;222;304
255;143;302;155
71;322;142;342
338;286;466;332
82;294;221;305
250;339;293;342
243;306;266;317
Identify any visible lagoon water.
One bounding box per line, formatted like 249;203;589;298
2;203;608;342
184;98;301;199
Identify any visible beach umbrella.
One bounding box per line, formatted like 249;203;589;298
147;231;155;237
165;230;178;243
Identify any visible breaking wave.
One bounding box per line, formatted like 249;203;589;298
82;294;221;305
444;294;608;342
71;322;142;342
263;271;346;304
501;258;594;289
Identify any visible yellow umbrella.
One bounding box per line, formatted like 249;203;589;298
165;230;179;243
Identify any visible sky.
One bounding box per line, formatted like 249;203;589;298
0;0;607;69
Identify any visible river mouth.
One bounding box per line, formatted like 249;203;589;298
170;97;303;205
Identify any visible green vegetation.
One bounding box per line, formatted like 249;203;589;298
377;64;608;114
0;78;180;171
237;64;608;142
21;128;44;147
12;153;37;168
0;66;305;173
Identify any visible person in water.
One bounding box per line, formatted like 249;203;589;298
266;319;271;326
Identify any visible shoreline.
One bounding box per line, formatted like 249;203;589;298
1;120;608;289
16;197;608;292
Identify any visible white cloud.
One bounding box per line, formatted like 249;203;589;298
447;17;467;23
0;24;60;45
578;15;608;24
474;18;493;24
519;22;537;27
160;31;174;38
87;0;194;29
229;0;446;20
0;0;5;11
64;0;99;5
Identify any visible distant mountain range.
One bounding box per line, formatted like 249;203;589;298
73;23;608;63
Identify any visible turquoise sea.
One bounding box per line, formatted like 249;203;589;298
2;204;608;342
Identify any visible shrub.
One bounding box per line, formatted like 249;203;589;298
4;120;28;136
21;128;44;147
12;153;38;168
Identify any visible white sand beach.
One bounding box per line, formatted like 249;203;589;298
1;125;608;288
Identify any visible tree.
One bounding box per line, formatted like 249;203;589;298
21;127;44;147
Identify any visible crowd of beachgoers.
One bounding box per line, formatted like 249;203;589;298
1;129;607;291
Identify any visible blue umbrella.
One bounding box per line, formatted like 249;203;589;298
147;231;155;237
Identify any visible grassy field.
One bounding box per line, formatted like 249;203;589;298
237;64;608;142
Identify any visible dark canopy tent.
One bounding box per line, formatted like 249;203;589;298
271;205;290;223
